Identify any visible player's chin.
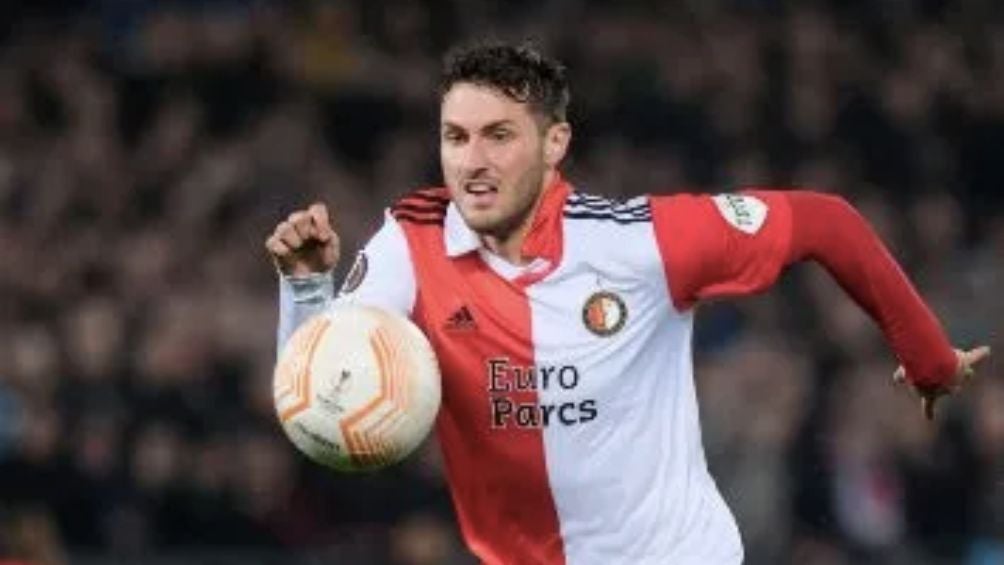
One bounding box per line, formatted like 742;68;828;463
460;208;505;235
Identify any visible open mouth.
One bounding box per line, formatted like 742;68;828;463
464;181;498;195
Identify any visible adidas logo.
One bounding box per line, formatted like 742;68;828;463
444;306;477;331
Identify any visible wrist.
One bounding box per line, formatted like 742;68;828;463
281;271;335;304
909;346;960;390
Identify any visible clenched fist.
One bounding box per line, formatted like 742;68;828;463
265;203;340;277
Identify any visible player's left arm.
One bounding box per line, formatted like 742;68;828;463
651;190;990;419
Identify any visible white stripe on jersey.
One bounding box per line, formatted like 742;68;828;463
527;213;743;564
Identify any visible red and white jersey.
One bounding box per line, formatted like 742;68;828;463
279;174;794;564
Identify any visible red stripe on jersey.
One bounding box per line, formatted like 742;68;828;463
397;185;567;564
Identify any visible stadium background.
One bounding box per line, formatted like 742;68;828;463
0;0;1001;563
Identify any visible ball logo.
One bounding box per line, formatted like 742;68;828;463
317;369;353;416
582;291;627;337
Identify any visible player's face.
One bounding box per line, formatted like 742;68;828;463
440;83;562;238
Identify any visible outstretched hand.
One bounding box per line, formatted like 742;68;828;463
894;345;992;420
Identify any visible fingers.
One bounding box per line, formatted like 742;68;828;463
893;364;945;422
274;220;304;248
922;394;936;421
288;211;313;242
264;203;340;276
308;202;334;242
963;345;992;369
951;345;992;389
264;233;291;257
895;344;991;386
893;365;906;385
265;233;295;272
285;205;335;244
266;204;336;253
895;345;990;422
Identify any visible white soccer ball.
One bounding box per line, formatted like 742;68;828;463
273;305;441;472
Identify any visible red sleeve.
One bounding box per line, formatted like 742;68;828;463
651;190;793;310
652;189;957;388
784;191;957;388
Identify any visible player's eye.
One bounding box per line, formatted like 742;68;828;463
487;128;513;142
442;129;466;144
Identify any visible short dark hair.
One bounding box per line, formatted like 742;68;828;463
440;41;570;125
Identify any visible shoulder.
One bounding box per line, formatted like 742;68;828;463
563;191;652;224
560;190;665;281
391;187;450;226
649;190;786;236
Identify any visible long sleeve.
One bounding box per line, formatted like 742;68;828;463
652;189;957;389
651;191;793;311
784;191;957;388
277;271;336;348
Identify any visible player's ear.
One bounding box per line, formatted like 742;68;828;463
543;122;571;167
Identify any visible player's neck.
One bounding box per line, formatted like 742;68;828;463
481;170;556;266
482;234;527;266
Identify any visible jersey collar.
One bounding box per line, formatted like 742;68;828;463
444;173;570;265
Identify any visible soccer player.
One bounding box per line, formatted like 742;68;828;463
265;43;989;564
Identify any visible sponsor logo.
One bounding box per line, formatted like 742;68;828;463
712;194;768;235
340;252;368;294
582;291;627;337
443;305;477;332
486;358;597;429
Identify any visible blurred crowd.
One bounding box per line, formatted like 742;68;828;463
0;0;1001;564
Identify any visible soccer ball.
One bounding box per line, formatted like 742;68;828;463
273;305;441;472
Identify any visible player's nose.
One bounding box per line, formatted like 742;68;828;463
458;137;490;171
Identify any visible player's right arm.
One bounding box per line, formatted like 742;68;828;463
265;203;416;350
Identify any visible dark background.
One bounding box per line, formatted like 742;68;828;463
0;1;1001;563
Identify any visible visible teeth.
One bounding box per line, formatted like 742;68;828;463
465;182;496;193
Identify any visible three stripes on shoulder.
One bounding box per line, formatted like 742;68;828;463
393;188;450;225
563;193;652;224
391;189;652;226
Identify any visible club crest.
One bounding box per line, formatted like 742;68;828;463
582;291;627;337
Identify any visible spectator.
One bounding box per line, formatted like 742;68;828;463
0;1;998;562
